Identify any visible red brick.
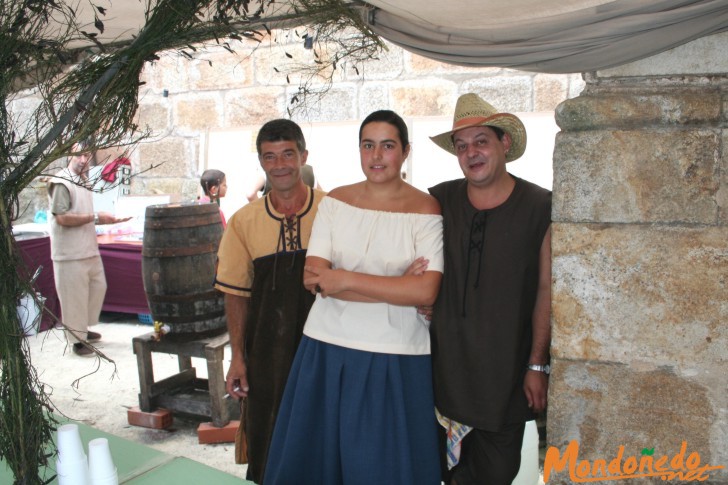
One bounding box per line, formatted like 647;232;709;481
127;406;173;429
197;420;239;444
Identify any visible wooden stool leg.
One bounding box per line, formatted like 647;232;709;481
205;342;229;428
178;355;192;372
132;336;155;412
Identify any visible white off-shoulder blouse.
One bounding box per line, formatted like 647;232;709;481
303;196;444;355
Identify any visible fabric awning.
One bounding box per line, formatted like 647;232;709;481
68;0;728;73
364;0;728;72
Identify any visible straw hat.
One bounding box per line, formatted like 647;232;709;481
430;93;527;162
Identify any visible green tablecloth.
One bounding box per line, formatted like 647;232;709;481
0;420;251;484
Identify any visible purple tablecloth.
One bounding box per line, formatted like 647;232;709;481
16;236;150;331
98;241;150;315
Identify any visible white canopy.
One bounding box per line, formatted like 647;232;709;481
70;0;728;73
363;0;728;72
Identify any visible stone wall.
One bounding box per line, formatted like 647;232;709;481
13;33;582;223
548;32;727;483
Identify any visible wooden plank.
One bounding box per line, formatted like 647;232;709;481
141;332;229;359
156;391;212;417
133;335;155;412
178;355;192;371
149;369;197;397
205;342;229;427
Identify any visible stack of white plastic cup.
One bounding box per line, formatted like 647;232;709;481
88;438;118;485
56;423;90;485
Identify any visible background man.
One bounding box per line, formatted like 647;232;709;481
48;140;130;356
214;119;326;484
429;93;552;484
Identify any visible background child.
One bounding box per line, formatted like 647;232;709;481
199;169;228;228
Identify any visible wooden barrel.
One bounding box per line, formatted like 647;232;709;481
141;203;225;337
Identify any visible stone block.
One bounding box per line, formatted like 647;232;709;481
553;129;720;224
138;67;153;90
142;55;191;93
567;73;586;99
552;223;727;367
597;31;728;78
224;88;285;127
391;81;456;117
190;49;253;90
17;183;49;224
175;97;221;131
7;93;41;128
556;92;722;131
131;177;199;202
253;41;332;87
720;130;728;226
137;102;170;133
354;46;403;81
289;85;356;123
461;75;534;112
406;51;498;76
534;74;569;112
137;138;192;178
358;84;389;117
546;361;726;484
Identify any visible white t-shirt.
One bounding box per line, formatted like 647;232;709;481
303;196;444;355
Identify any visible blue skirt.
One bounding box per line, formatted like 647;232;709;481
264;336;442;485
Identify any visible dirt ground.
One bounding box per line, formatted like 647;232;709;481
24;312;546;484
24;312;247;480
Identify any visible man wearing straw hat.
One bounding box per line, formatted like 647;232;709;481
428;93;552;484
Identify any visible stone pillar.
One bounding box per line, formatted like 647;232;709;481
548;33;727;483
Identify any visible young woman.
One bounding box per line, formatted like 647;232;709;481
264;110;443;484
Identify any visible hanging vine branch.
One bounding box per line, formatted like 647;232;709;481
1;1;386;483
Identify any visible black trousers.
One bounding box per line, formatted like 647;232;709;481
439;421;526;485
